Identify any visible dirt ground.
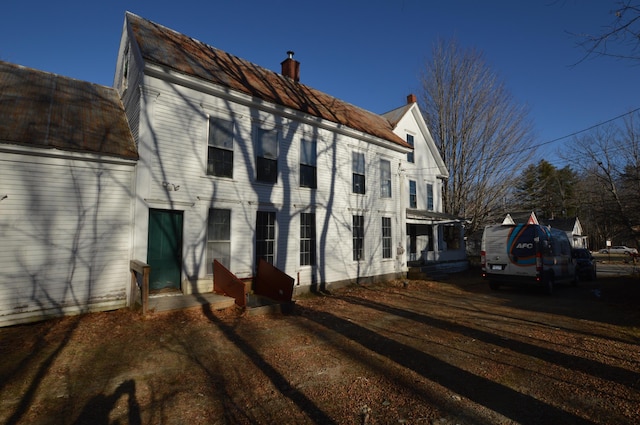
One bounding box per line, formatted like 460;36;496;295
1;267;639;425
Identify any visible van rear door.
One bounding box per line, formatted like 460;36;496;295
483;224;538;278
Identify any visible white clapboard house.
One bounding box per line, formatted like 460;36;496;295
0;61;138;326
114;12;466;296
0;12;468;326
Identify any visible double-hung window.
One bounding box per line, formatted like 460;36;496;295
256;211;276;265
352;215;364;261
300;213;316;266
382;217;392;259
380;159;391;198
207;209;231;274
427;183;434;211
208;117;234;178
352;152;365;194
406;134;414;163
256;128;278;183
300;139;317;188
409;180;417;208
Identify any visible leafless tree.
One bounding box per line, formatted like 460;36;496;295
419;38;536;234
569;111;640;248
573;1;640;63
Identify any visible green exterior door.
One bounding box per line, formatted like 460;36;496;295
147;209;183;291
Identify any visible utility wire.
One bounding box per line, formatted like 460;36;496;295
406;106;640;173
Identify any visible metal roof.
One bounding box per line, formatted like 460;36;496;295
0;61;138;160
126;12;409;149
381;103;413;127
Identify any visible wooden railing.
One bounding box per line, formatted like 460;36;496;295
213;260;247;307
130;260;150;315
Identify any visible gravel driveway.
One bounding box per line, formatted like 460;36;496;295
1;269;639;424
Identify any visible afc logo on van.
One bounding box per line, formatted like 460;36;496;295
515;243;533;249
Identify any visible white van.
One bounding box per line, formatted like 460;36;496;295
481;223;577;294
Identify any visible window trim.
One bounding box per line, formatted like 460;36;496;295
427;183;434;211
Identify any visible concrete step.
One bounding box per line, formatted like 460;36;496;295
147;292;235;313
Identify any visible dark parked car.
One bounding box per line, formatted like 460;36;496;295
573;248;597;281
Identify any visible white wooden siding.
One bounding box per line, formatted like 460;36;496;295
0;150;135;326
394;109;444;213
133;76;406;289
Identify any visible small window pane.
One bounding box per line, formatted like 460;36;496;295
300;139;317;166
409;180;417;208
257;157;278;183
353;174;365;194
407;134;414;163
209;118;234;149
208;147;233;178
257;128;278;158
300;164;317;188
352;152;365;174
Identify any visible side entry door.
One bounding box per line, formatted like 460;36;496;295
147;209;183;291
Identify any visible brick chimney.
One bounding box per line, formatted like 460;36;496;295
407;93;417;104
281;51;300;82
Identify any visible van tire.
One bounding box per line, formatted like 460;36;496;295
489;281;500;291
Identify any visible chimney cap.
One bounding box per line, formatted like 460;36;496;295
286;50;295;59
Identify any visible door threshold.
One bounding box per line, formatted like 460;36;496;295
149;288;183;298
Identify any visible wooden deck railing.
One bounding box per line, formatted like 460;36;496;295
130;260;150;315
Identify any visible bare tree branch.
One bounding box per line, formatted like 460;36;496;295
571;1;640;64
419;38;536;233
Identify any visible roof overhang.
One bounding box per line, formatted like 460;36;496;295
406;208;467;225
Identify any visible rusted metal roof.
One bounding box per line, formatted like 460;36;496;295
126;12;409;149
0;61;138;160
382;103;412;128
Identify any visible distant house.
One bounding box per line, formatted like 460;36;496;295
540;217;587;249
114;11;466;295
0;61;138;326
502;212;587;248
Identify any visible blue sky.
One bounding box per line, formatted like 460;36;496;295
2;1;638;166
